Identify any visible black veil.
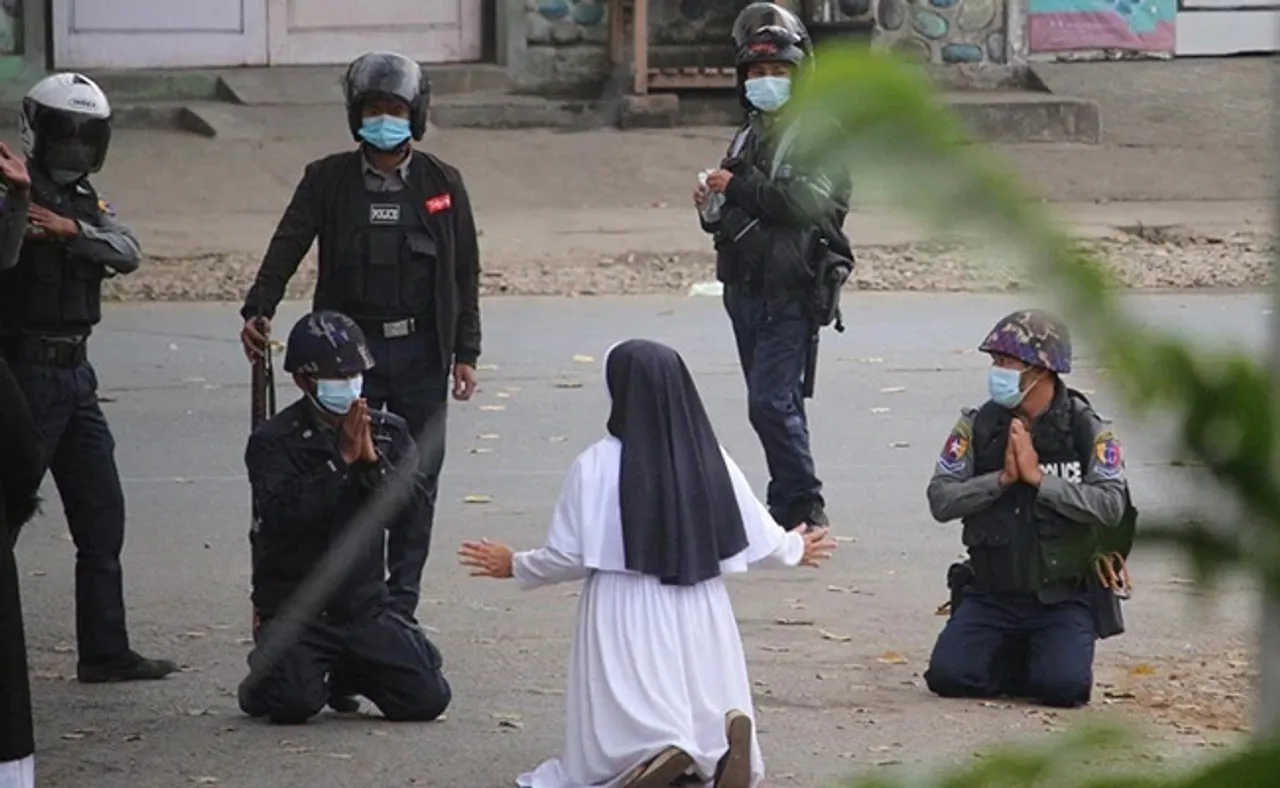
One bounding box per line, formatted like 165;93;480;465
604;340;748;586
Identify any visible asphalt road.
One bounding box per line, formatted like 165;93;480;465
16;292;1265;788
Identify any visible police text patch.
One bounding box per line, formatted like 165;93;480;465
369;204;401;224
1040;460;1082;484
936;420;971;474
1094;431;1124;479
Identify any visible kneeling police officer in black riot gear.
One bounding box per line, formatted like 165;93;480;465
0;73;177;684
694;3;854;532
239;311;452;726
239;51;482;626
923;310;1137;709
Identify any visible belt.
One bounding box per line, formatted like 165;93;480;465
1;334;88;367
355;317;421;339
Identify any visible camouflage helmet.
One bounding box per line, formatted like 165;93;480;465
978;309;1072;374
283;311;376;378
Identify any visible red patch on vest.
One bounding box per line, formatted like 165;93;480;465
425;194;452;214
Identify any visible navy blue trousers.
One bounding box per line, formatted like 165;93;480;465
924;591;1097;708
723;285;822;520
360;329;449;619
10;359;132;664
240;607;451;725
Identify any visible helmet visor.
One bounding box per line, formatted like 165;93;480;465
345;53;424;107
33;107;110;173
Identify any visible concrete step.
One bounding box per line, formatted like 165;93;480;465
216;63;510;106
0;63;510;107
0;88;1101;145
429;90;1101;144
0;101;257;139
945;91;1100;144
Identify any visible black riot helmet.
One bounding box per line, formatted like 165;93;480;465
731;3;813;111
732;3;812;54
342;51;431;143
283;311;376;379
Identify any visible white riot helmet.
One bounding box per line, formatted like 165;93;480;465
20;73;113;184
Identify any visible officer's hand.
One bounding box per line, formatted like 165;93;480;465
693;183;710;207
28;205;79;238
1010;420;1044;487
339;399;370;465
705;169;733;194
452;362;477;401
241;317;271;360
0;142;30;193
999;429;1018;487
457;538;514;579
798;527;837;568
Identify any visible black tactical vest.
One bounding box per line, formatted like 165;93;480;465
961;387;1097;596
0;172;108;334
334;185;437;321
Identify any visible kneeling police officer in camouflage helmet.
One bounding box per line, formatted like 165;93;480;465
695;2;854;531
922;310;1136;709
239;311;451;725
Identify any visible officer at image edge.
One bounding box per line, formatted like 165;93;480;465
0;72;176;683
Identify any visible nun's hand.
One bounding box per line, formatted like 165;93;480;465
799;527;837;568
458;538;514;579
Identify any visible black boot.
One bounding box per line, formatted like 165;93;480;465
78;651;178;683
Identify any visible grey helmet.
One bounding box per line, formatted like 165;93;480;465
343;51;430;142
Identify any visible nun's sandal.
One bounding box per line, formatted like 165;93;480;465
623;746;694;788
713;709;753;788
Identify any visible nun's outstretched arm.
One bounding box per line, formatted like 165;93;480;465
512;454;592;590
722;449;806;569
512;547;589;590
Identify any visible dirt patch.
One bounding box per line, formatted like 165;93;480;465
1097;650;1255;742
102;230;1274;302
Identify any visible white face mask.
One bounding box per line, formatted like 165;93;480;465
314;374;363;415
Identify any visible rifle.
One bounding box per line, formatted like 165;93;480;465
801;250;851;399
248;319;275;643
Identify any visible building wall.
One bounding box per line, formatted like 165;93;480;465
516;0;1014;93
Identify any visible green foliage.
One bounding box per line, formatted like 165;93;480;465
780;43;1277;785
844;725;1280;787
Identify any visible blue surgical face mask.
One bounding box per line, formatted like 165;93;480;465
744;76;791;113
987;366;1029;409
314;374;364;415
358;115;412;152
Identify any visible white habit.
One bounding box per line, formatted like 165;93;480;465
0;757;34;788
513;437;804;788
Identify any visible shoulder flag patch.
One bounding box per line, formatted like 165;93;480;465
1093;430;1124;478
937;419;972;474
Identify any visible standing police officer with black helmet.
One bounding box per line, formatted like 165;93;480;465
694;3;854;532
238;52;482;625
0;73;177;684
239;310;451;725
